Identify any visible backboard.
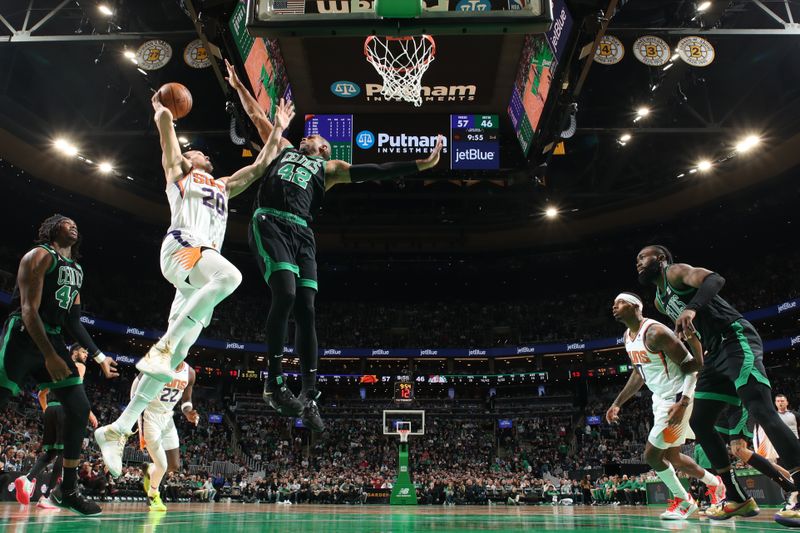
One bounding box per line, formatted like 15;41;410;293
383;409;426;436
247;0;552;37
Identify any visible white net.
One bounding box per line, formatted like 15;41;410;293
364;35;436;107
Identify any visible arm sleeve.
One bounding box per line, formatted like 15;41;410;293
66;303;101;356
685;272;725;311
348;161;419;182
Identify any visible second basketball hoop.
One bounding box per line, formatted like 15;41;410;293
364;34;436;107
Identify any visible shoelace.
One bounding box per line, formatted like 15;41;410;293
666;498;683;512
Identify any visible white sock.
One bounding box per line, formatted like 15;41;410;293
656;463;689;500
112;376;165;433
147;446;168;495
702;470;720;486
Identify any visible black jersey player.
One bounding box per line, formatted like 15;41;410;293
637;245;800;526
226;60;443;431
0;215;117;515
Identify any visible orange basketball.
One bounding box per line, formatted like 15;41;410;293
158;82;192;119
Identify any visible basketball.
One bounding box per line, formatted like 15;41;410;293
158;82;192;119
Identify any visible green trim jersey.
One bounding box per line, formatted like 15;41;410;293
655;266;741;345
9;244;83;329
254;147;326;223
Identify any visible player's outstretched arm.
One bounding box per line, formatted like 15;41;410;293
666;263;725;339
223;98;296;199
324;134;444;189
181;366;199;426
225;59;292;150
607;371;644;423
152;92;190;183
17;249;71;382
65;294;118;379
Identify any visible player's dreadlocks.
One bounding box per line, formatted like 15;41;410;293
36;214;81;259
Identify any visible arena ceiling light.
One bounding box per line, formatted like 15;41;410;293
98;162;114;173
670;53;680;62
735;135;760;153
697;1;712;13
544;206;559;219
697;160;713;172
98;4;114;16
633;106;650;123
178;136;190;145
54;138;78;156
620;133;631;142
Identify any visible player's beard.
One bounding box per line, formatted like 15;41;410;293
298;145;310;155
637;261;661;286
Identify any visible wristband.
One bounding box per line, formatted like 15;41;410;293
93;352;107;364
680;353;694;365
181;402;193;413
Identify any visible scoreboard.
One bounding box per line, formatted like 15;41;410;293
450;114;499;170
394;381;414;403
303;114;499;170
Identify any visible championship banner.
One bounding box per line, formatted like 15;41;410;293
594;35;624;65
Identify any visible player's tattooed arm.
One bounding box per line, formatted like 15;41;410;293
645;323;701;374
665;263;725;339
18;248;71;381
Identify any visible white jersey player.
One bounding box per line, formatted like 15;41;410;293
134;362;197;512
95;95;297;478
607;292;724;520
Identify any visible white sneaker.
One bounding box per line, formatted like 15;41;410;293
660;495;698;520
135;343;174;382
14;476;35;505
36;495;59;510
94;424;130;478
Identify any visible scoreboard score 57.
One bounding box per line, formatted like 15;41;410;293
394;381;414;403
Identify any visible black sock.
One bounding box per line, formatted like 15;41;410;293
28;450;57;480
62;466;78;492
720;469;748;503
747;453;796;492
47;455;63;496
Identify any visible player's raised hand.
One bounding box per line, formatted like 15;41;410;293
273;98;295;130
605;404;620;424
418;134;444;170
100;356;119;379
185;409;200;426
88;411;99;429
224;59;244;91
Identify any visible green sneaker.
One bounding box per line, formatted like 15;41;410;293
148;491;167;512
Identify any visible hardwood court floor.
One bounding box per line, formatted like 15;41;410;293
0;502;790;532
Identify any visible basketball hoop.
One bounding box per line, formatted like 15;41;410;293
398;429;411;443
364;35;436;107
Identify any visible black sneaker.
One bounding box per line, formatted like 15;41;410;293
50;484;102;516
301;390;325;433
263;376;303;416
